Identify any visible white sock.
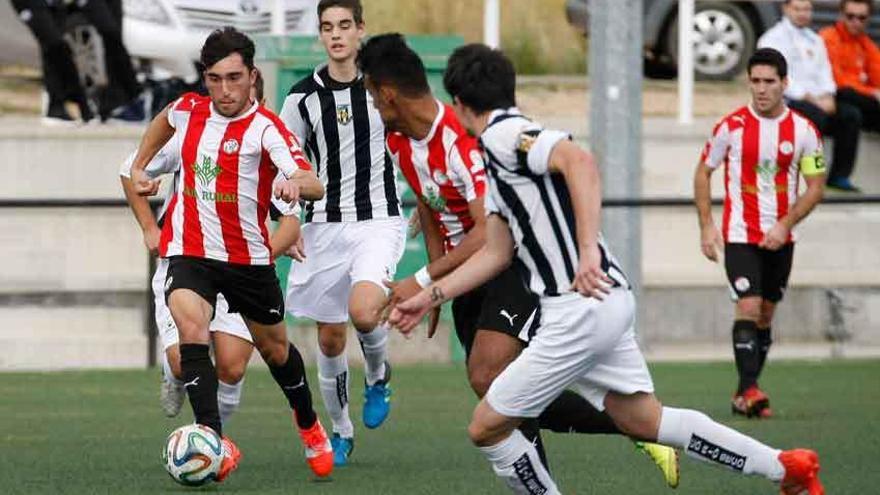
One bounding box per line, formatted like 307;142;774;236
217;379;243;428
478;430;561;495
162;352;183;387
657;406;784;481
357;325;388;386
316;347;354;438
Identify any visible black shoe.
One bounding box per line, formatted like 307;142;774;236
41;102;75;126
107;98;146;124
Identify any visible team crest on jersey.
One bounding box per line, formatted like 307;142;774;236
421;184;447;211
337;104;352;125
516;132;538;154
779;140;794;155
432;169;449;185
223;138;240;154
756;160;778;181
193;155;221;186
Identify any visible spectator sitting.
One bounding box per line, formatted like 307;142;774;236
759;0;863;192
820;0;880;135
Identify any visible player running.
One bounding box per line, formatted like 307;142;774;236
278;0;404;466
694;48;826;419
389;43;824;495
129;27;333;480
358;33;679;487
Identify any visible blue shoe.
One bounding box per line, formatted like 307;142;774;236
363;361;392;429
826;176;861;192
330;433;354;466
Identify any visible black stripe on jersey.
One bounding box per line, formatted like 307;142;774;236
316;89;342;222
532;176;575;281
487;165;559;296
351;84;373;220
383;152;400;217
481;143;536;178
297;95;321;175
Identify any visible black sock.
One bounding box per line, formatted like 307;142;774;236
757;327;773;378
518;419;550;472
267;343;317;429
538;390;620;434
179;343;222;436
732;320;760;393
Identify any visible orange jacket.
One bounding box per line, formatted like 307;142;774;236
819;21;880;97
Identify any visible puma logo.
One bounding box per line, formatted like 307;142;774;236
183;377;200;388
500;309;518;326
734;342;755;351
283;378;305;391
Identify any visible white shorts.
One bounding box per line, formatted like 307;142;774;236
486;289;654;418
285;218;406;323
152;258;253;351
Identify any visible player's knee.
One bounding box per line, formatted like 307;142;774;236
256;340;287;367
216;363;246;385
735;300;761;321
467;366;500;398
467;419;492;446
318;332;346;356
349;307;380;332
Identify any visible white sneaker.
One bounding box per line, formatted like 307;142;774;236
160;379;185;417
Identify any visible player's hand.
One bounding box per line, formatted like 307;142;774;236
286;237;306;262
407;213;422;238
388;289;433;336
142;225;161;255
132;169;161;197
274;178;301;203
571;243;612;300
759;222;789;251
426;306;441;338
380;277;422;325
700;224;724;262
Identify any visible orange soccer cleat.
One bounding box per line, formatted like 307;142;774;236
296;414;334;478
216;436;242;483
732;385;771;418
779;449;824;495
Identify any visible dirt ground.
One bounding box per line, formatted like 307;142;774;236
0;65;748;119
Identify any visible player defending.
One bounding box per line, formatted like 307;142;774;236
129;28;333;480
279;0;404;466
389;44;824;495
694;48;826;418
358;33;679;487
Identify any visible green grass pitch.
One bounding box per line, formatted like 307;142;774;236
1;360;878;494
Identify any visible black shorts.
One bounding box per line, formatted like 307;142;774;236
451;266;540;357
724;243;794;303
165;256;285;325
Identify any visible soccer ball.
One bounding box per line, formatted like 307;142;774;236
162;424;224;486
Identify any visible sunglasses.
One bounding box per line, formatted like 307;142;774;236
845;12;869;22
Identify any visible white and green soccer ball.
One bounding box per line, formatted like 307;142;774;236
162;424;224;486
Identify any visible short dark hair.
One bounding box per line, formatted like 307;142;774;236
357;33;430;96
443;43;516;113
840;0;873;14
747;47;788;79
200;27;255;70
318;0;363;24
253;68;264;101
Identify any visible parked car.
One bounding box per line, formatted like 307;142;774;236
566;0;880;80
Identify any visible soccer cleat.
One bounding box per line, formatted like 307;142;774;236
363;360;392;429
216;436;241;483
635;441;680;489
779;449;824;495
296;415;334;478
160;379;186;417
731;386;771;418
330;433;354;467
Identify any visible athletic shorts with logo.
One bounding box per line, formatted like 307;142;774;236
451;265;540;356
152;258;252;350
286;218;407;323
724;242;794;303
485;289;655;417
164;255;285;326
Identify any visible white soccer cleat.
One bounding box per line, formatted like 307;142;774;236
160;379;186;417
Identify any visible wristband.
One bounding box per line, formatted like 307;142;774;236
414;266;433;288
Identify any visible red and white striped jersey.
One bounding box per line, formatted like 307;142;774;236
159;93;312;265
386;101;487;251
700;105;825;244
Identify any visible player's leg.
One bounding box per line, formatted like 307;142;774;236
347;218;406;429
153;258;186;417
209;295;254;428
316;321;356;465
725;243;768;417
753;243;794;417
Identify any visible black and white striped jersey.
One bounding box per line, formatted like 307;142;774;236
279;64;400;223
479;108;628;297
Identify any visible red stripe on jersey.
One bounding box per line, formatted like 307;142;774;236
775;113;795;242
741;113;762;244
257;149;274;260
257;106;313;171
215;112;256;265
390;138;421;197
722;158;732;243
454;136;487;199
159;194;178;256
180;102;210;257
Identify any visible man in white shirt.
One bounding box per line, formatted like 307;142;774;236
758;0;863;192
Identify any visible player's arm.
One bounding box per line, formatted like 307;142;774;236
546;140;612;299
270;215;302;259
263;125;325;202
388;214;514;335
120;151;161;254
694;161;723;262
130;105;175;196
760;146;826;251
418;200;445;264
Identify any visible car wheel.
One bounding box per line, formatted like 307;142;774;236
62;12;107;105
665;2;756;81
